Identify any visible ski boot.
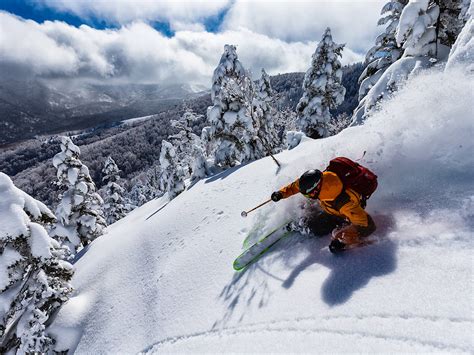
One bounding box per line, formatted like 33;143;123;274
329;239;346;253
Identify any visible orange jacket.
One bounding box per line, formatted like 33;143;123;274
278;171;370;228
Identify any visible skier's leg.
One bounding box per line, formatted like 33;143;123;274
328;215;377;253
357;214;376;238
305;211;345;237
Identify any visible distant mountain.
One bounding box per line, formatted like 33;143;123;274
1;64;363;207
0;63;363;147
0;78;203;146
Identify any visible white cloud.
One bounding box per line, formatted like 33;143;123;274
1;1;389;87
175;28;363;77
222;0;386;54
0;12;363;86
31;0;385;54
32;0;231;29
0;13;79;75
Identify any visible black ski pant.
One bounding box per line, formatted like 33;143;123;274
305;211;346;237
305;211;376;238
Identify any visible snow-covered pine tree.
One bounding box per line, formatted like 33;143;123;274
460;0;471;20
397;0;467;57
142;165;163;200
396;0;440;57
0;173;73;354
353;0;408;123
296;28;345;139
446;1;473;71
207;45;258;167
351;0;467;125
251;69;281;153
51;137;106;254
169;110;211;181
438;0;468;48
190;145;210;182
210;44;246;110
127;165;163;209
101;157;126;224
127;183;148;209
327;112;352;136
274;108;297;145
159;140;186;199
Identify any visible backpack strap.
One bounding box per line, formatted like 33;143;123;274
330;191;351;211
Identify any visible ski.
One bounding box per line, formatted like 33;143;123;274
233;221;293;271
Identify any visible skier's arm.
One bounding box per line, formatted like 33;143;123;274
279;179;300;198
271;179;300;201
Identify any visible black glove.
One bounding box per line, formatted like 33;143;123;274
271;191;283;202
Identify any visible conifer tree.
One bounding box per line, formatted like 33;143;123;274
275;107;297;145
296;28;345;139
0;173;73;354
446;1;473;71
101;157;126;224
170;110;210;181
352;0;469;125
251;69;281;153
460;0;471;20
352;0;408;124
51;137;106;254
207;45;258;167
127;183;148;208
159;140;186;199
127;166;163;209
143;165;163;200
360;1;407;102
438;0;468;47
396;0;440;57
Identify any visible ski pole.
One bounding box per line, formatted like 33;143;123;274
241;199;272;218
262;141;281;168
255;137;281;168
267;150;281;168
259;137;281;167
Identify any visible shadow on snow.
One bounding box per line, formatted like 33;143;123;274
214;214;397;328
205;155;282;185
204;163;249;184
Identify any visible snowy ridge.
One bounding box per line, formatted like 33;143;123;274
50;68;473;353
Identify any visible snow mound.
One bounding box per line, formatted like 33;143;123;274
50;68;473;353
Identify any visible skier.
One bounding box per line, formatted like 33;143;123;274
270;161;377;253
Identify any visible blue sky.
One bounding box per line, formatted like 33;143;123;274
0;1;384;85
1;0;105;28
0;0;228;35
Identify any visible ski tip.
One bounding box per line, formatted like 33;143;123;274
233;260;244;271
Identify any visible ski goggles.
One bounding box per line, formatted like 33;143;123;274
302;184;321;198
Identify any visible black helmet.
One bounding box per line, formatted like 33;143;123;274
299;169;322;195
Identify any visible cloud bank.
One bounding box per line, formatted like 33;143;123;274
32;0;232;31
1;1;384;86
223;0;385;54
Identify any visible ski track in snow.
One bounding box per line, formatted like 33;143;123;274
142;313;472;353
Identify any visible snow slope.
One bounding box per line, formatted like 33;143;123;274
50;68;474;353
